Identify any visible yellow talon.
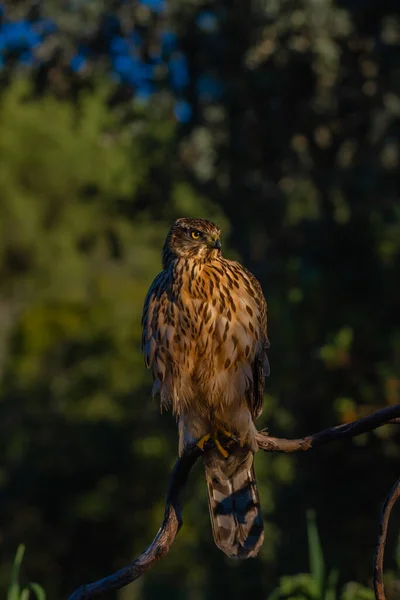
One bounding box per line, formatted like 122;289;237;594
197;430;233;458
197;433;211;450
214;438;229;458
218;426;235;439
218;426;241;447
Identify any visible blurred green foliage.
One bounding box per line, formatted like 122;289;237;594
0;0;400;599
268;512;400;599
7;545;46;600
268;511;374;600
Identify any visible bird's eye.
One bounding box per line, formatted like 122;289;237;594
191;231;200;240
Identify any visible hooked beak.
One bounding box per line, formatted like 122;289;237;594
208;236;222;250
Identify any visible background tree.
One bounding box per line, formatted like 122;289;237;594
0;0;399;598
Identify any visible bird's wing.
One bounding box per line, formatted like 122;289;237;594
239;266;269;419
141;270;176;407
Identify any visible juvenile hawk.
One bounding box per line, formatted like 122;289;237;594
141;218;269;558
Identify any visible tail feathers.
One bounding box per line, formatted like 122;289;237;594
204;448;264;559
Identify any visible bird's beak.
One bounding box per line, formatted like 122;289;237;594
208;235;222;250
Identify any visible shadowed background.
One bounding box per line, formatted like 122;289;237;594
0;0;399;598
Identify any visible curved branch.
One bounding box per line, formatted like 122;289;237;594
67;448;201;600
373;475;400;600
67;404;400;600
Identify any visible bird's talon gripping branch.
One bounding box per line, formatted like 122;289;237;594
196;431;231;458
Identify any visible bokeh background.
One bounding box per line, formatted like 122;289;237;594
0;0;400;599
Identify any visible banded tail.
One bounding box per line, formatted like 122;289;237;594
204;447;264;558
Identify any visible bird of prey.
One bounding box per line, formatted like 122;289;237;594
141;218;269;558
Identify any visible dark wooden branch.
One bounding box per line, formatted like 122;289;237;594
373;475;400;600
256;405;400;452
67;404;400;600
67;448;201;600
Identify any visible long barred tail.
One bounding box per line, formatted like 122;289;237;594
204;448;264;558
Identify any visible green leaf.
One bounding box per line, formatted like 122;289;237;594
20;589;30;600
28;583;46;600
325;569;339;600
7;545;26;600
267;573;319;600
307;510;325;596
341;582;375;600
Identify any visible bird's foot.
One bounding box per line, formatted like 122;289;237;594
196;428;238;458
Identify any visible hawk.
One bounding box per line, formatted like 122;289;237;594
141;218;269;558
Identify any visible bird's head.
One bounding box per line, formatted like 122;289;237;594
162;217;222;268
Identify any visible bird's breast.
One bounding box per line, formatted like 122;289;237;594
170;262;261;373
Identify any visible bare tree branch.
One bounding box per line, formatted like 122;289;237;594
256;405;400;452
67;404;400;600
67;448;201;600
373;475;400;600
